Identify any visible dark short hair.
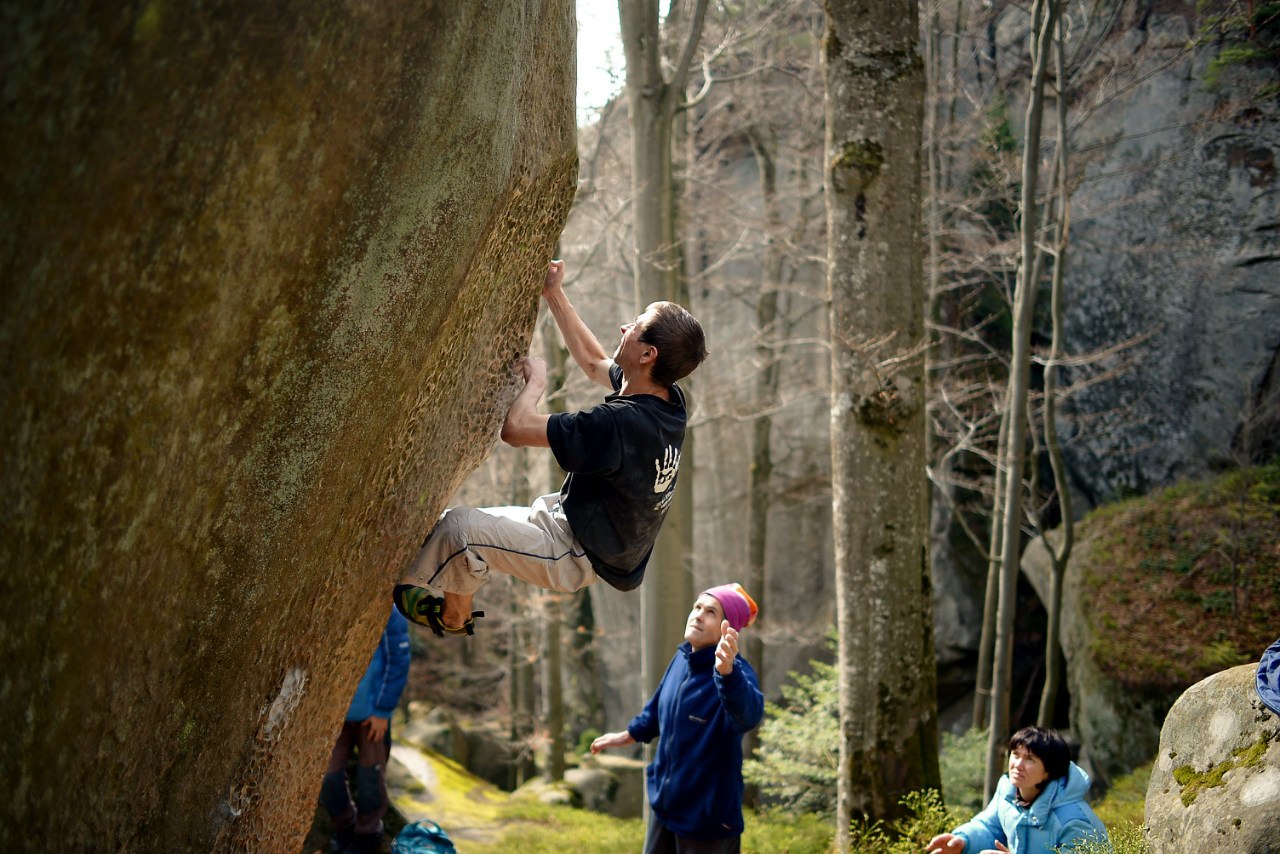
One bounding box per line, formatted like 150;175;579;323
639;301;707;387
1009;726;1071;784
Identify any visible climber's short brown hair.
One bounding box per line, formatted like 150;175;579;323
639;301;708;387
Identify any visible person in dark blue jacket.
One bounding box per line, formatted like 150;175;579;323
320;609;411;854
591;583;764;854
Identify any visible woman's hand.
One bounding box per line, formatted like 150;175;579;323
925;833;964;854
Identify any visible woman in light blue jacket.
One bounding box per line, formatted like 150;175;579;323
927;727;1110;854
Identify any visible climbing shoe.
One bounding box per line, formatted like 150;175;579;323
393;585;484;637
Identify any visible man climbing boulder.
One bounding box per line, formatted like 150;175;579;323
394;259;707;636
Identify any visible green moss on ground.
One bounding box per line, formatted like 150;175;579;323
1083;463;1280;693
461;799;831;854
388;745;832;854
1092;761;1151;829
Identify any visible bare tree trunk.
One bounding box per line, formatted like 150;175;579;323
985;0;1059;797
972;402;1008;732
823;0;939;837
1037;13;1073;728
541;319;570;781
507;450;536;787
619;0;709;705
741;124;785;799
542;593;567;780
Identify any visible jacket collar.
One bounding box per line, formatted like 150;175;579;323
679;641;718;669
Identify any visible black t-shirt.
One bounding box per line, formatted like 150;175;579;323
546;364;687;590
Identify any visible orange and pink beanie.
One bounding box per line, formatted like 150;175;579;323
703;583;759;632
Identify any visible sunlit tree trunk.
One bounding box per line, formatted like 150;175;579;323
985;0;1059;798
823;0;940;837
618;0;709;705
541;322;570;781
1037;13;1073;728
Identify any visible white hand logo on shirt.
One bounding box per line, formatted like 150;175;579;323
653;445;681;494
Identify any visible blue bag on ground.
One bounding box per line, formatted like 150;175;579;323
1258;637;1280;718
391;819;456;854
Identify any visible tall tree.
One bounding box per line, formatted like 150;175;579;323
822;0;939;836
985;0;1060;797
541;318;572;781
1035;10;1073;729
618;0;710;698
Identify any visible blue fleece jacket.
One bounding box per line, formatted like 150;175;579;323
952;762;1110;853
627;641;764;840
345;610;411;722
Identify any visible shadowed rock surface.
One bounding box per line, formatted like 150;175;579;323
0;2;577;850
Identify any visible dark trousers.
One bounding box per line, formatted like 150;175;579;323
319;719;391;836
642;811;741;854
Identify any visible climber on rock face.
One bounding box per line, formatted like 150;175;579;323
393;258;707;637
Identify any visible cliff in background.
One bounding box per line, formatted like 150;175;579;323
1039;3;1280;506
935;0;1280;673
0;2;577;850
553;0;1278;731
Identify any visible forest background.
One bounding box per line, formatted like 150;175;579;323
399;0;1279;846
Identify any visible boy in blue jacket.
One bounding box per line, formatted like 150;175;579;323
320;610;411;854
591;583;764;854
927;727;1110;854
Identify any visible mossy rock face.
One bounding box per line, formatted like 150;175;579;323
1021;464;1279;787
1145;664;1280;853
0;2;577;850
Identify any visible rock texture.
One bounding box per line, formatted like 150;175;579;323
1146;663;1280;853
931;0;1280;724
1046;8;1280;507
0;2;576;850
1022;532;1176;786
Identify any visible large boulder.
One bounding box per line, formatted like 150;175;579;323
0;2;577;850
1022;532;1175;786
1145;664;1280;853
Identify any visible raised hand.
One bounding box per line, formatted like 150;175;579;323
715;621;738;675
542;259;566;299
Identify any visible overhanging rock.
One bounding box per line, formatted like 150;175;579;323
0;2;577;850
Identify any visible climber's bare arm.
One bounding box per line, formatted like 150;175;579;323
501;356;551;448
541;260;614;390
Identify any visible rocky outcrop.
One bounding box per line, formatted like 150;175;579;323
1022;532;1177;787
399;707;533;792
569;754;646;818
0;2;577;850
514;754;645;818
1038;5;1280;507
1146;663;1280;853
951;1;1280;701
